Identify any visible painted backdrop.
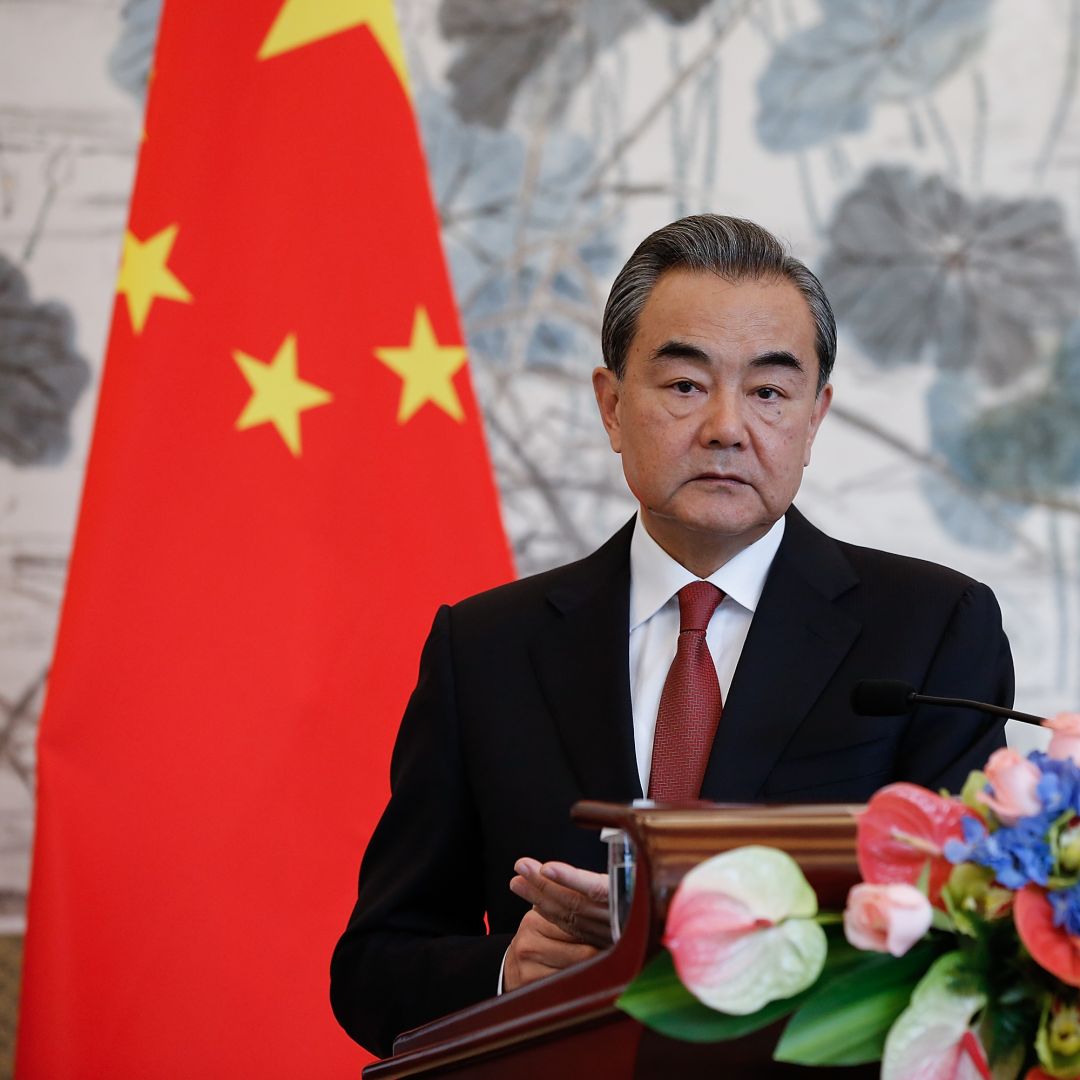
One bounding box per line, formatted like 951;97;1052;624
1;0;1078;925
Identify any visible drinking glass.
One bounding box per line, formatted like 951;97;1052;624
604;829;636;943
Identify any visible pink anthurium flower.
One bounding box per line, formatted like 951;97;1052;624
664;890;770;987
663;846;826;1016
857;783;971;908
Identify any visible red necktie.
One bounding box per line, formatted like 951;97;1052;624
647;581;724;801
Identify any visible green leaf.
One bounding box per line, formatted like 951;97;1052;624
914;858;932;897
617;924;866;1045
616;949;807;1042
959;770;989;820
930;906;954;932
774;939;943;1065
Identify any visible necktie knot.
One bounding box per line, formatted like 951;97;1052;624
677;581;723;633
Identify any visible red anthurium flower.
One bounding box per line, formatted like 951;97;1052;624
857;783;972;907
1025;1070;1055;1079
959;1030;992;1080
1015;885;1080;987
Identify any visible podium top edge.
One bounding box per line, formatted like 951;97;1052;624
570;799;866;831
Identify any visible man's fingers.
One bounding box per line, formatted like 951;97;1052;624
509;877;609;943
509;858;612;947
512;859;607;910
540;861;609;902
509;869;607;926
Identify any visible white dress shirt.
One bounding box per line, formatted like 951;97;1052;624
628;513;785;794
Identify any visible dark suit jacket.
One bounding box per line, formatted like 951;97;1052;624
330;507;1012;1056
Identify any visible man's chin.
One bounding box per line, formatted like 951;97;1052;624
640;504;777;552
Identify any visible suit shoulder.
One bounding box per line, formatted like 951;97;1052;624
834;537;992;605
786;507;992;604
838;538;975;582
448;559;573;620
446;519;633;627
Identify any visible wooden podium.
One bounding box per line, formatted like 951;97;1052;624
364;801;877;1078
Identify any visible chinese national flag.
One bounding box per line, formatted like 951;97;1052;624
17;1;513;1076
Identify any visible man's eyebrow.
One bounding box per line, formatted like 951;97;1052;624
749;350;806;374
648;340;711;364
648;343;809;375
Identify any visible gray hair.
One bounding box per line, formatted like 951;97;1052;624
601;214;836;393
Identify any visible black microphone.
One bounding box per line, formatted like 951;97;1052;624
851;679;1046;728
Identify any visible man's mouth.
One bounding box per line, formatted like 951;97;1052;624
692;473;748;485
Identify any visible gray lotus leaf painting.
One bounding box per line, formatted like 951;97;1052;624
0;256;90;467
757;0;993;151
438;0;726;129
420;87;631;571
820;166;1080;386
422;89;616;374
438;0;578;128
922;320;1080;549
107;0;162;102
921;374;1026;552
644;0;714;21
957;323;1080;498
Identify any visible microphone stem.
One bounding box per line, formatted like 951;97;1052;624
912;693;1046;728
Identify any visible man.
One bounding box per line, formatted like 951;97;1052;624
330;215;1011;1057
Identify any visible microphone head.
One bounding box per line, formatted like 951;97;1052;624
852;679;918;716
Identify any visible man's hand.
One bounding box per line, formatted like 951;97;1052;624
510;858;611;946
502;858;612;992
502;909;599;992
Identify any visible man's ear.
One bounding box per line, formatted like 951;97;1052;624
592;366;622;453
803;383;833;467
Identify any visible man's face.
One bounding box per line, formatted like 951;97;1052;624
593;269;832;574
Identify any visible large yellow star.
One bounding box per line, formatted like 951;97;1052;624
257;0;408;91
233;334;333;456
375;308;469;424
116;224;192;334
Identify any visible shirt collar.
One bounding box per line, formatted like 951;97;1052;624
629;513;786;630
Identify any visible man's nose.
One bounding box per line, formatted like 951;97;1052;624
698;389;747;447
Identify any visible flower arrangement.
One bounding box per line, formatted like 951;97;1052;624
618;714;1080;1079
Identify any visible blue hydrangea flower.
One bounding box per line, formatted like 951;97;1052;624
1031;752;1080;818
943;753;1080;890
945;813;1053;889
1049;884;1080;936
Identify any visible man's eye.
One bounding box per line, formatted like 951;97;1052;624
671;380;697;394
755;387;781;400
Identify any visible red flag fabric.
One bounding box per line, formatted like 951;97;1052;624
17;2;513;1075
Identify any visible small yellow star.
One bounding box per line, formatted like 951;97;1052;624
116;224;192;334
257;0;408;91
233;334;333;456
375;308;468;424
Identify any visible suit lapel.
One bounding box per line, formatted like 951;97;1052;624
701;508;862;802
530;519;643;803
